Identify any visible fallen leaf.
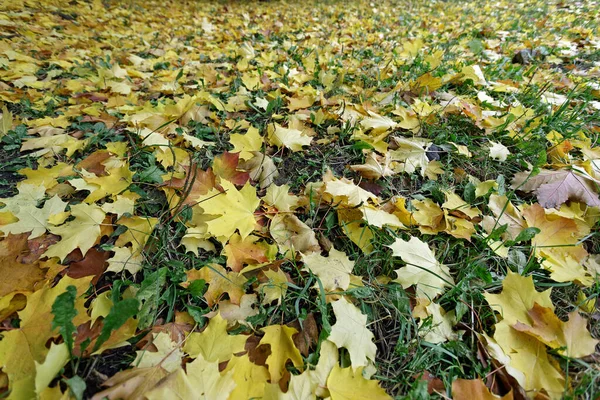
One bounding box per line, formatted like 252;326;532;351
328;297;377;368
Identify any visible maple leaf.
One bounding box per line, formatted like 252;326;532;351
350;152;396;180
327;365;391;400
263;184;300;212
34;342;70;396
267;123;312;151
512;303;598;358
92;366;170;400
388;236;454;300
106;246;144;275
229;126;264;160
301;247;355;293
223;354;270;399
101;192;139;218
224;233;275;272
307;340;338;398
182;264;246;306
512;169;600;208
240;151;279;189
183;313;247;362
66;248;109;285
161;164;217;207
218;294;259;326
442;190;480;219
389;136;431;176
338;208;375;254
452;379;513;400
490;320;565;399
264;370;316;399
324;178;378;207
484;271;554;326
0;276;91;400
270;213;321;256
93;331;187;400
196;180;260;242
18;163;74;190
0;183;46;214
328;297;377;368
212;151;250;185
0;234;47;296
115;215;158;257
259;268;289;305
133;332;183;372
521;204;592;283
361;205;405;229
412;300;457;343
145;355;236;400
522;203;586;248
487;194;527;240
259;325;304;383
43;203;106;262
83;164;134;203
359;110;398;134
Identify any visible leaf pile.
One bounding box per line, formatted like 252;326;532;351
0;0;599;399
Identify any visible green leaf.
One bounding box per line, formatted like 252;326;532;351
51;285;78;354
463;182;476;203
136;267;167;329
66;375;86;400
187;279;206;297
93;298;139;352
514;227;541;243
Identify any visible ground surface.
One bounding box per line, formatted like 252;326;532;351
0;0;600;399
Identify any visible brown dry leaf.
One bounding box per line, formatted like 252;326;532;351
287;313;319;356
0;234;47;297
161;164;217;207
452;378;513;400
66;248;110;285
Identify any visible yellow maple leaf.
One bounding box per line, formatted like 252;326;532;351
302;248;355;293
328;297;377;368
229;126;263;160
388;236;454;301
484;271;553;326
0;276;91;400
182;264;246;306
43;203;106;262
259;269;289;305
491;320;565;399
18;163;73;189
259;325;304;383
326;365;391;400
145;355;236;400
263;184;300;212
270;213;321;256
452;379;513;400
324;178;378;207
183;313;247;363
512;303;598;358
266;123;312;152
224;354;270;400
84;164;133;203
115;215;158;257
196;180;260;242
0;195;66;239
